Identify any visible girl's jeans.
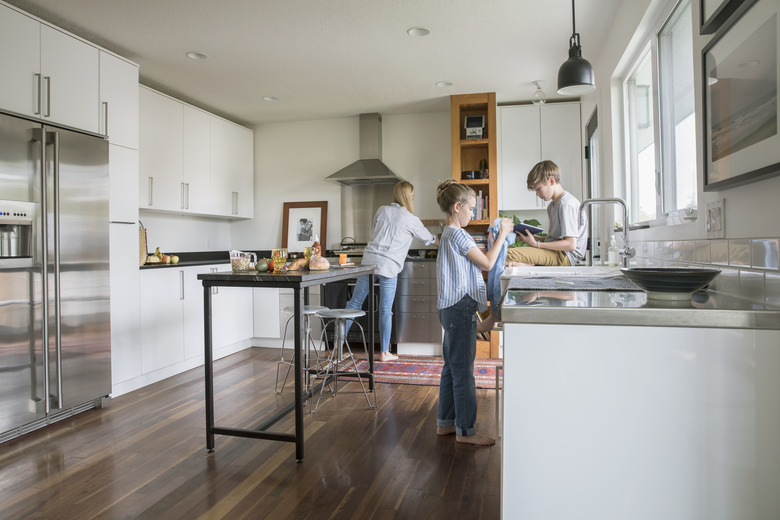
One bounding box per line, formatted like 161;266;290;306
345;274;397;353
437;295;478;437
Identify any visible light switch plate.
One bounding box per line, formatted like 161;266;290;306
705;199;725;238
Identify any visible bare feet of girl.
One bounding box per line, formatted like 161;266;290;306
380;351;398;362
456;433;496;446
437;426;456;436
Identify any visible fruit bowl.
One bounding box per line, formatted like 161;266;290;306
620;267;721;300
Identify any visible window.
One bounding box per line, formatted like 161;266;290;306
624;0;696;225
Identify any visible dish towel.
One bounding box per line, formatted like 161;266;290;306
486;218;516;316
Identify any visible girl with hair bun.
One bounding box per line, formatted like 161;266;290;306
434;179;512;446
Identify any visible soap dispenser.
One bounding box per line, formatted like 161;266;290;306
608;235;619;266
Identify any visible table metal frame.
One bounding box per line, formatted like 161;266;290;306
198;266;376;462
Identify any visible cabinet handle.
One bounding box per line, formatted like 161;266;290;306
34;73;42;115
232;191;238;215
148;177;153;206
43;76;51;117
180;182;185;209
180;270;184;300
102;101;109;137
185;183;190;209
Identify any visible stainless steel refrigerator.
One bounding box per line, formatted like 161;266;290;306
0;110;111;442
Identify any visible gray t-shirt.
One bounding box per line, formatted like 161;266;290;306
546;191;587;265
361;203;436;278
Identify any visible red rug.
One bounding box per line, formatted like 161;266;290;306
346;355;502;389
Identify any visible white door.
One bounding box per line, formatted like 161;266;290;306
500;105;543;210
182;106;212;214
139;87;183;210
99;51;139;149
0;5;40;118
139;268;185;373
108;144;138;223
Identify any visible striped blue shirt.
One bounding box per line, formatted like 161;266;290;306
436;226;488;312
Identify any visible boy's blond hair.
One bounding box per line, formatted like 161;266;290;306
527;160;561;190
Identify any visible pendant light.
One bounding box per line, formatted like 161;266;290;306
557;0;595;95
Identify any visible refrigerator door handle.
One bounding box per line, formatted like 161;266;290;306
34;127;52;412
49;129;64;410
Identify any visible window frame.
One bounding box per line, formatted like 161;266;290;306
620;0;697;229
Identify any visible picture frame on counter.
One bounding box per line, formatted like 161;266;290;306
282;201;327;252
700;0;757;35
702;0;780;191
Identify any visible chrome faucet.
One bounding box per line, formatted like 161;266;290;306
578;197;635;267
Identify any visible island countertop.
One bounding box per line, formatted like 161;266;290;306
500;289;780;330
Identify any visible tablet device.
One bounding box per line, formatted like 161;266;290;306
513;223;544;235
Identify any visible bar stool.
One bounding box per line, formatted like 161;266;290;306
275;305;329;393
311;308;377;412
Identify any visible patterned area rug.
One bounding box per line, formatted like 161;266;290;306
344;355;502;389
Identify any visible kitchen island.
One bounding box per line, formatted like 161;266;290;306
500;287;780;520
198;266;376;462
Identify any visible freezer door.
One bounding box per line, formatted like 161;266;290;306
44;127;111;409
0;269;46;433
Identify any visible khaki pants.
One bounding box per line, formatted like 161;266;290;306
506;246;571;266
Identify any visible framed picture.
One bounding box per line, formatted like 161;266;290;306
702;0;780;191
282;201;327;251
700;0;757;35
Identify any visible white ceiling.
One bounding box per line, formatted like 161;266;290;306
5;0;620;126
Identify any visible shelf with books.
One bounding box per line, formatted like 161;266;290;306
450;92;499;358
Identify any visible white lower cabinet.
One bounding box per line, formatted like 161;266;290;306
133;263;253;393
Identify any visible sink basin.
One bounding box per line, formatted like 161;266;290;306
620;267;721;300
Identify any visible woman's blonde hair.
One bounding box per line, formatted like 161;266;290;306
436;179;475;215
526;160;561;190
393;180;415;214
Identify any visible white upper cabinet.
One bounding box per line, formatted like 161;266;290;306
210;117;254;218
40;26;100;133
0;5;40;117
99;51;139;149
139;86;183;211
500;103;583;211
139;86;253;218
182;106;211;213
0;5;100;133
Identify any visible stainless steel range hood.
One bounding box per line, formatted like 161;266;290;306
325;113;403;185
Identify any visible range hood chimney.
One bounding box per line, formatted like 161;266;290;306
325;113;403;185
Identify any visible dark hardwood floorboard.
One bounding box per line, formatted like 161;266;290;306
0;347;501;520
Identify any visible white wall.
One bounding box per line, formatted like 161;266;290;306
139;211;231;252
583;0;780;244
230;112;450;251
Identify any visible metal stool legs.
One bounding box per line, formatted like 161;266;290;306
275;306;328;394
311;309;377;413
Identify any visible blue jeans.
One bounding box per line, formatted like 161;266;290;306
345;274;397;353
437;295;478;437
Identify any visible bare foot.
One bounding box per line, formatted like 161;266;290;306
380;352;398;362
437;426;456;436
456;433;496;446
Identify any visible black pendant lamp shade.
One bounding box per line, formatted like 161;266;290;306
557;0;596;95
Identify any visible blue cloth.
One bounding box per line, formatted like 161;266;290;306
346;274;398;353
437;295;479;437
486;218;516;316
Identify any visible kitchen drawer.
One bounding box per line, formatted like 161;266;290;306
396;312;441;343
397;294;436;313
397;277;436;296
399;261;436;279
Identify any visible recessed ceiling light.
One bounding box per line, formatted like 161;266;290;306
435;81;453;88
407;26;431;37
263;96;278;102
186;51;208;60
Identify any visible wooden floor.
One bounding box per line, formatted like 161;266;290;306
0;348;501;519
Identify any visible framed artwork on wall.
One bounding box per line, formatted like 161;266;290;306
700;0;757;35
282;201;327;252
702;0;780;191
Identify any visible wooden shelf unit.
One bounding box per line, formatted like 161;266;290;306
450;93;500;359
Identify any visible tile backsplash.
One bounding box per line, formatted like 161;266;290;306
630;238;780;308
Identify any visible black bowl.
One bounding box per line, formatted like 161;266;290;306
620;267;721;300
